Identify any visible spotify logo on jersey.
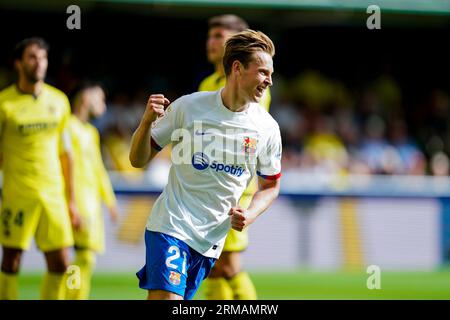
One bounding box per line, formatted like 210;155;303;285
191;152;245;177
192;152;210;170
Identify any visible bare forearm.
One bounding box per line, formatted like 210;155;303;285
129;120;153;168
130;94;169;168
246;185;280;224
60;152;75;202
60;151;81;228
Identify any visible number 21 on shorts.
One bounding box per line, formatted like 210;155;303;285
165;245;187;275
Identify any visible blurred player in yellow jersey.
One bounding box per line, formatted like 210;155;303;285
0;38;80;300
65;83;118;300
199;15;271;300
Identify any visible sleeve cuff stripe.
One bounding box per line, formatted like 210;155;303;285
257;171;282;180
150;137;162;151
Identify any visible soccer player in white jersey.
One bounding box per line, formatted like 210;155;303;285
129;29;282;300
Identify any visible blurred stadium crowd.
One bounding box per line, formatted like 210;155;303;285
0;7;449;181
1;64;448;178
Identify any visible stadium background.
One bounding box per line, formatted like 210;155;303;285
1;0;450;299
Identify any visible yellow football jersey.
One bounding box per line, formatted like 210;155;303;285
0;84;74;251
0;84;70;198
68;115;116;252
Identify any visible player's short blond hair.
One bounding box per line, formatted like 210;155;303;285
223;29;275;76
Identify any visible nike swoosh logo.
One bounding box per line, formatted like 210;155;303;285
195;129;211;136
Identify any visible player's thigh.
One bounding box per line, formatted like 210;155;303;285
0;196;42;250
137;230;191;298
184;250;216;300
44;247;70;272
73;207;104;253
1;247;23;273
147;289;183;300
36;193;74;252
209;251;241;278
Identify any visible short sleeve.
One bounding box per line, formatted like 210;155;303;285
59;94;72;154
256;126;282;180
150;98;183;151
92;127;117;207
0;103;4;138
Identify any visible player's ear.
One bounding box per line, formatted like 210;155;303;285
232;60;242;76
14;58;21;72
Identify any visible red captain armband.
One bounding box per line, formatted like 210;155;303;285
150;137;162;151
257;171;282;180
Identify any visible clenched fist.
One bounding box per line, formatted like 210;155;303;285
142;94;170;125
228;207;248;232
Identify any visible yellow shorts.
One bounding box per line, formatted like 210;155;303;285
72;210;105;253
0;192;74;252
223;228;249;252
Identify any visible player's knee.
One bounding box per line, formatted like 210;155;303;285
209;255;240;279
48;262;68;273
1;248;22;273
208;264;224;278
219;252;241;279
45;250;69;273
222;264;241;279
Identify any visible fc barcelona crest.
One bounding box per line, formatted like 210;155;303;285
169;271;181;285
242;136;257;155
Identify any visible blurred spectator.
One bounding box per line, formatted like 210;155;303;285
388;118;426;175
431;152;450;176
301;114;349;174
101;92;140;172
356;115;391;174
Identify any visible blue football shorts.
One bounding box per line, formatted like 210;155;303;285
136;229;216;300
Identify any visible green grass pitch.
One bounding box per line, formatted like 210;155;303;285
16;268;450;300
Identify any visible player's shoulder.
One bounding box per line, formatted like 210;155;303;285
68;114;81;126
44;84;71;116
0;84;18;104
172;90;218;111
86;121;100;136
67;115;81;134
249;101;279;131
43;83;69;101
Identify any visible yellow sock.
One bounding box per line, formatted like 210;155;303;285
65;250;96;300
41;272;65;300
0;272;19;300
204;277;233;300
228;272;257;300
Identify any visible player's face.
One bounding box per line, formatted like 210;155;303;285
87;86;107;118
18;44;48;83
206;27;235;65
238;51;273;103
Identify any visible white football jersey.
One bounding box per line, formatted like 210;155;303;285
147;89;282;258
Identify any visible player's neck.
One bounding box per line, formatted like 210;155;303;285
74;106;90;123
221;84;249;113
17;78;43;97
